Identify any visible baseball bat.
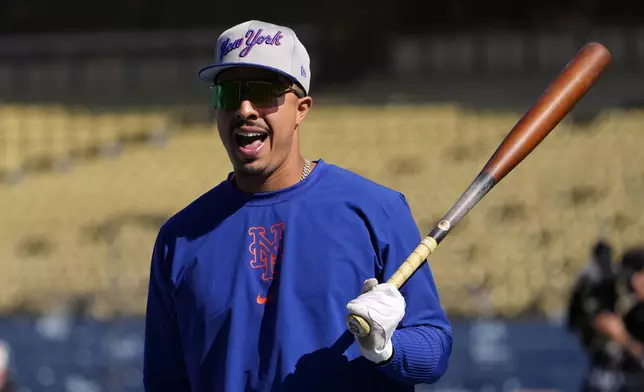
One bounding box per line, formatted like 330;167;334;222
346;42;612;338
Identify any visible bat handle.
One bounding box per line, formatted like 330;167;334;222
346;237;438;338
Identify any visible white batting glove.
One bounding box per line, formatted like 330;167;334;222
346;278;406;364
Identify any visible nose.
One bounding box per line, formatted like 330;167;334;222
236;99;259;121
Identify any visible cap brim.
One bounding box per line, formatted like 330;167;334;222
198;62;306;94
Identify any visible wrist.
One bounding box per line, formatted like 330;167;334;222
376;341;395;366
361;336;394;364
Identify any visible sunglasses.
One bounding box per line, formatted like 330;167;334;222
211;80;305;109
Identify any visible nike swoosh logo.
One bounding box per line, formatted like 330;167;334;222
256;293;267;304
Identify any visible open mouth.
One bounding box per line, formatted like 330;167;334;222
234;131;268;147
233;129;269;157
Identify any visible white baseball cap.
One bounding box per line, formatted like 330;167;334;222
198;20;311;95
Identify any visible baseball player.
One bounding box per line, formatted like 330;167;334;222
142;20;452;392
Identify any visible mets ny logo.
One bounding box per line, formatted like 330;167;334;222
248;222;285;304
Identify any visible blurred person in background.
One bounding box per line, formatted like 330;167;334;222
0;341;17;392
567;241;618;358
567;242;644;392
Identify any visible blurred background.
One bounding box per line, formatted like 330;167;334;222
2;1;644;391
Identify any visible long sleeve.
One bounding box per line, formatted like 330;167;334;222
375;193;453;385
379;325;452;385
143;227;191;392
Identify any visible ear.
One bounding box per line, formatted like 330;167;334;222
295;96;313;128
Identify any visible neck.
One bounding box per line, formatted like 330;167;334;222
233;154;311;194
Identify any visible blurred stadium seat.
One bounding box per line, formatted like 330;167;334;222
0;104;171;183
1;102;644;321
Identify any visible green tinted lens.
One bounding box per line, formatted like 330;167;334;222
212;83;237;109
212;81;288;109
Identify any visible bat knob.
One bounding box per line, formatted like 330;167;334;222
346;314;371;337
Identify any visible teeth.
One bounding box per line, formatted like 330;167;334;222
235;130;265;137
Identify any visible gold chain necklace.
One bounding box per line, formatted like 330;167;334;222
232;158;312;184
301;158;312;181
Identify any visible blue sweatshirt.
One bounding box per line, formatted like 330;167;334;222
143;159;452;392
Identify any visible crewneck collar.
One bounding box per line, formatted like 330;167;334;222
222;159;329;206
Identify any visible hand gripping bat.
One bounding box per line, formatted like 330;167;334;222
346;42;612;338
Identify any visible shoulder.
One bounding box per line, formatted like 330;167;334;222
319;162;410;209
147;182;235;280
156;180;233;242
583;277;618;311
588;277;617;296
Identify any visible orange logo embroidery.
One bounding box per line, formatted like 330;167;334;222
248;222;285;304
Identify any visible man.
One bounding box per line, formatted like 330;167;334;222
142;20;452;392
566;240;617;357
567;242;644;392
